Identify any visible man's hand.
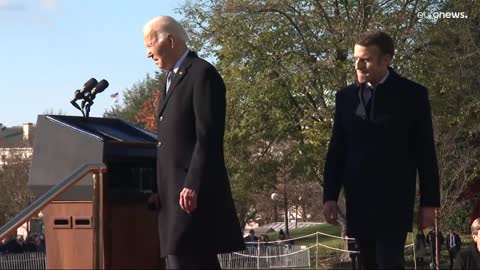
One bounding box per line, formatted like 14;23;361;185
323;200;338;225
179;188;198;214
417;207;436;230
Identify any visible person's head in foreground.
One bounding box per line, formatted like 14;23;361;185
471;218;480;251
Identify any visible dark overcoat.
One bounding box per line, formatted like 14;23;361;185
155;51;245;256
453;243;480;269
323;68;440;237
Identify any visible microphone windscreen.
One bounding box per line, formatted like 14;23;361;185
92;79;109;95
82;78;98;93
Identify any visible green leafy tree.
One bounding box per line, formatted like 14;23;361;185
179;0;449;228
413;0;480;230
99;0;480;232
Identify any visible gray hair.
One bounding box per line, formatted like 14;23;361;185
143;16;189;43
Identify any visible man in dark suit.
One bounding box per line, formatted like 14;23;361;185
143;16;245;269
454;218;480;269
322;31;440;269
446;229;462;269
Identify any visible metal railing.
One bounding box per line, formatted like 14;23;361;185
0;252;46;270
0;163;106;269
218;244;311;269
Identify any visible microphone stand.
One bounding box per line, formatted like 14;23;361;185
85;99;94;119
71;90;86;118
70;93;93;119
71;100;86;118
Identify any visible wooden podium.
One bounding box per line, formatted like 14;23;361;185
28;115;164;269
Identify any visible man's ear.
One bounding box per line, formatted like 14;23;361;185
383;54;392;67
168;35;175;48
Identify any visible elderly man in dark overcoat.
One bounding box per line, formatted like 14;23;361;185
143;15;245;269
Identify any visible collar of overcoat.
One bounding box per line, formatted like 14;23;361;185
158;50;198;117
353;67;401;118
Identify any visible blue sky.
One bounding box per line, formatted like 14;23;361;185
0;0;184;127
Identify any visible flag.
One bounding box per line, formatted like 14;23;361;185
110;92;119;103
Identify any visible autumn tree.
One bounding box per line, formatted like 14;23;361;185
104;72;165;129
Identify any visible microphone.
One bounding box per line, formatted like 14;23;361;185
82;79;109;109
70;78;98;104
82;79;109;114
89;79;109;100
70;78;109;119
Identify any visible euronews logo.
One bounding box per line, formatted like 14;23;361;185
417;11;468;19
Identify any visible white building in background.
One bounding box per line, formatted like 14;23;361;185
0;123;34;167
0;147;33;166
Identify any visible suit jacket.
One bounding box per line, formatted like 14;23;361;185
446;232;462;252
454;243;480;269
155;51;245;256
323;68;440;237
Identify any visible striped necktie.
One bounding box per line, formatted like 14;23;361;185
166;71;175;93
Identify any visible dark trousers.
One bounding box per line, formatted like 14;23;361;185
448;249;458;270
415;256;426;270
356;231;408;269
166;254;221;269
351;254;360;270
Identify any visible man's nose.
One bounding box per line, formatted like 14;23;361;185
355;59;365;70
147;49;153;58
